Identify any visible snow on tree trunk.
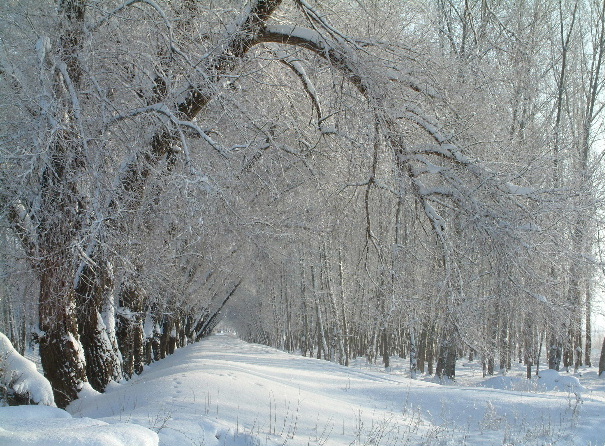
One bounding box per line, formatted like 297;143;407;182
436;332;456;380
75;263;122;392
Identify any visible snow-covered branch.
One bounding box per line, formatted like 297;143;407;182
107;103;228;158
274;49;323;124
88;0;171;33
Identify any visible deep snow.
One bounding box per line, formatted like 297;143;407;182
2;333;604;446
0;332;54;406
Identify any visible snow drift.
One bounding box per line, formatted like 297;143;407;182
0;332;54;406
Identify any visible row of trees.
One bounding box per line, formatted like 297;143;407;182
226;0;605;379
1;0;605;407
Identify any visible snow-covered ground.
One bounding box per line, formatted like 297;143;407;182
2;333;604;446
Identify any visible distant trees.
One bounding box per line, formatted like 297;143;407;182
0;0;603;408
230;0;605;379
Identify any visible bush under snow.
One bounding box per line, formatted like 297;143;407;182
0;332;54;406
0;405;159;446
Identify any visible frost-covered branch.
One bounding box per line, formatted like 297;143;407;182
295;0;363;49
107;103;228;158
260;23;532;242
274;49;323;125
7;201;38;260
88;0;171;33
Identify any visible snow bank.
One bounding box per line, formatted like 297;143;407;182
0;405;159;446
480;369;586;395
0;332;54;406
480;375;537;392
537;369;586;394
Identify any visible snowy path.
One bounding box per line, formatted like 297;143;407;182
63;333;605;446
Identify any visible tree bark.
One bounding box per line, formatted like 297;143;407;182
116;283;144;378
409;327;418;379
381;327;390;369
75;263;122;392
585;289;592;367
599;336;605;377
436;330;456;380
38;255;87;409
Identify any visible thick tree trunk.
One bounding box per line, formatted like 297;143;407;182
563;330;573;371
425;324;436;375
311;266;327;360
32;0;90;409
168;320;178;356
322;245;346;365
548;328;562;371
152;319;162;362
299;258;312;358
75;263;122;392
499;317;511;372
381;327;390;369
524;319;535;379
487;357;495;376
337;250;350;366
159;317;172;360
116;317;133;378
35;128;89;408
418;328;427;373
38;256;87;409
116;283;145;378
436;332;456;380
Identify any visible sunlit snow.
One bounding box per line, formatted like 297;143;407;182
2;333;604;446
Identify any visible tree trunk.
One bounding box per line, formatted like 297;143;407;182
75;263;122;392
337;249;350;366
381;327;390;369
311;266;327;360
159;317;172;360
426;324;436;375
548;328;562;371
38;256;87;409
598;336;605;377
487;357;495;376
499;317;510;372
116;282;144;378
409;327;418;379
585;288;592;367
563;322;574;371
436;332;456;380
418;328;427;373
524;319;535;379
